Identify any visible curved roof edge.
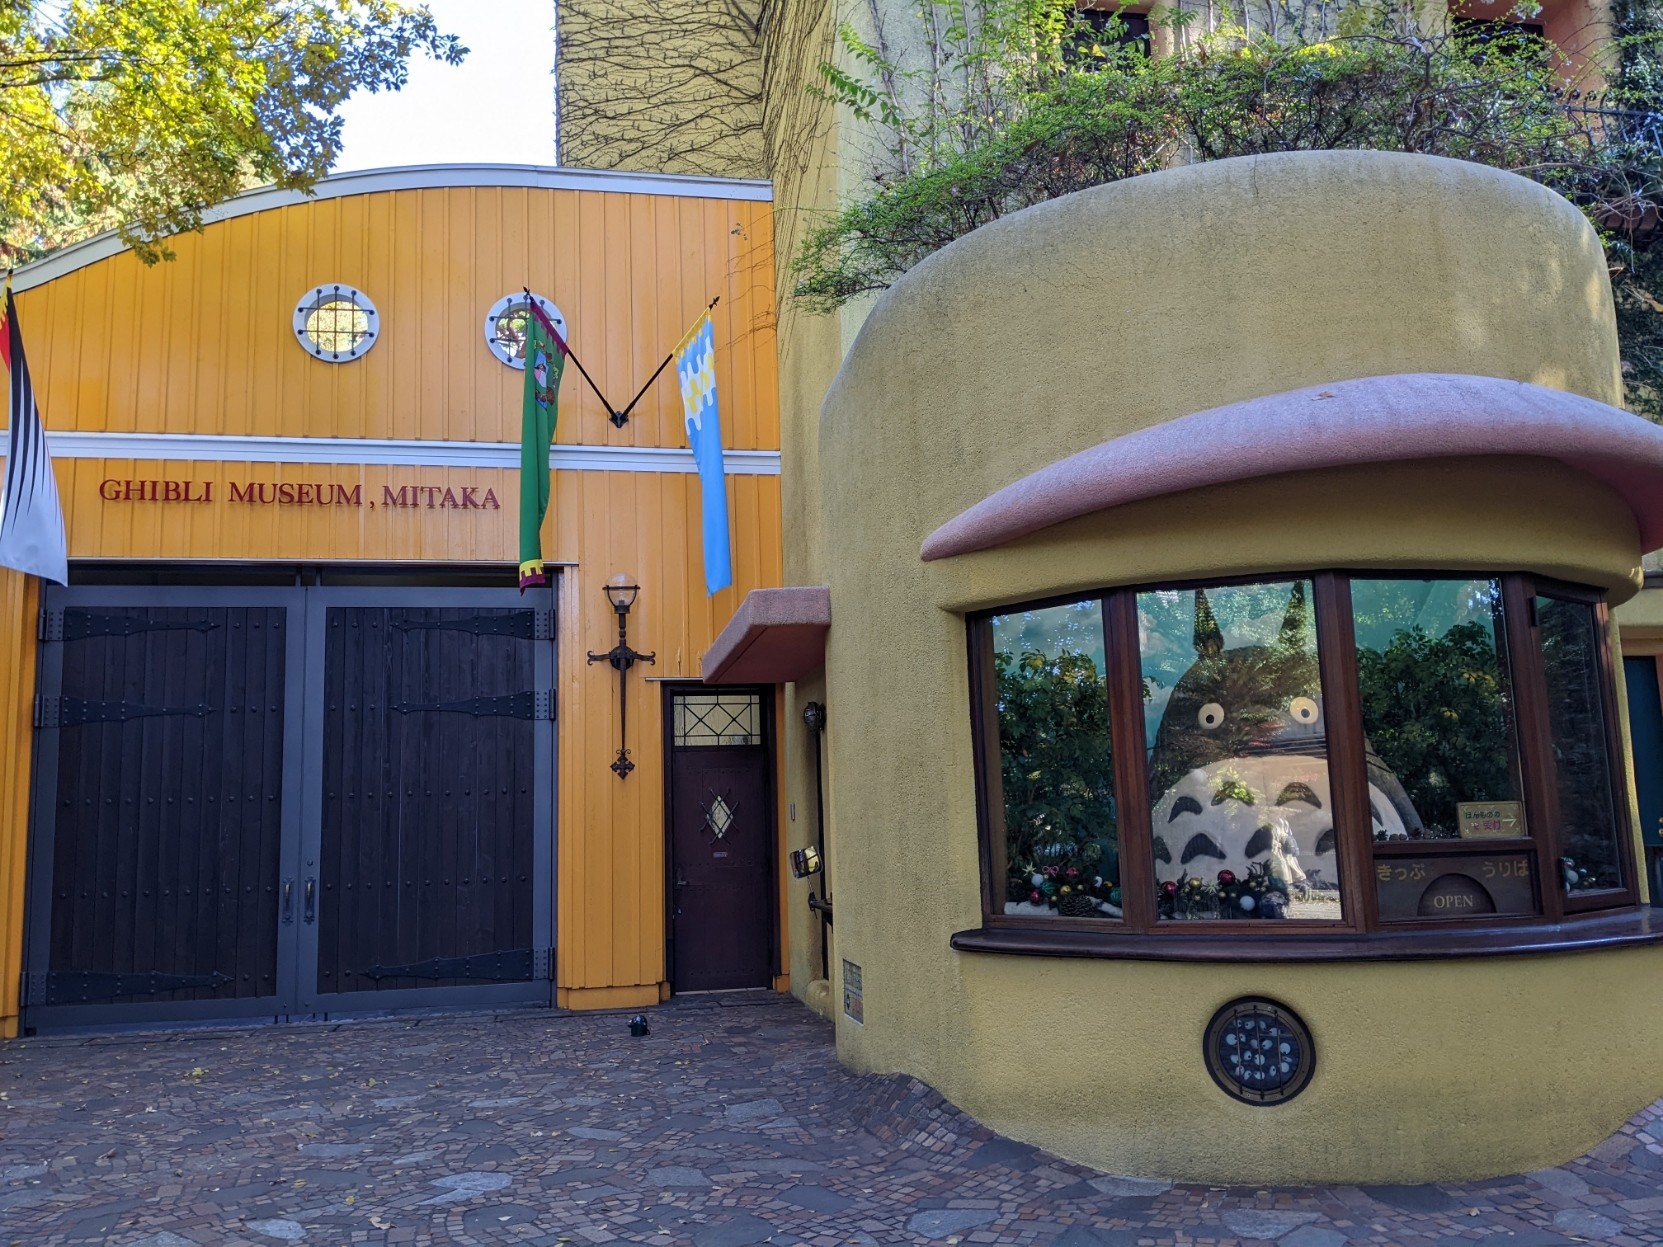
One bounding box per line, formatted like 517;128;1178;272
920;373;1663;561
12;163;773;293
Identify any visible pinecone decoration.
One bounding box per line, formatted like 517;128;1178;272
1056;891;1098;917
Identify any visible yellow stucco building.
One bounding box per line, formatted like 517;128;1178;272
550;0;1663;1185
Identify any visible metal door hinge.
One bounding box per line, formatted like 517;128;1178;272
534;610;555;641
533;947;554;980
37;608;63;642
20;970;45;1007
33;695;59;729
395;691;554;720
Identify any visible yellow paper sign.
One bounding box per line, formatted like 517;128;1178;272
1457;801;1526;840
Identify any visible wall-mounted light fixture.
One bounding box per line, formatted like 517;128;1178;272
789;845;823;879
587;573;656;778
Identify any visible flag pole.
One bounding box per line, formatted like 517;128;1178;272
611;294;719;428
525;288;620;425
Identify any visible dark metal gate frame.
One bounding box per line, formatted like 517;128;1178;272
22;581;558;1031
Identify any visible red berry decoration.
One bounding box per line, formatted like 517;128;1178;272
1217;870;1237;886
1161;880;1178;896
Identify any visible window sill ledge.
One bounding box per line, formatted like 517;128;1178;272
950;909;1663;963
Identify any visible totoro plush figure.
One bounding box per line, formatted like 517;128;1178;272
1148;583;1422;908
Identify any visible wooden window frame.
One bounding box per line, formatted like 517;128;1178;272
957;570;1651;962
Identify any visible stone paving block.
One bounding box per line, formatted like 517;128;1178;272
1088;1175;1174;1198
1471;1233;1574;1247
1052;1228;1151;1247
962;1137;1040;1171
1553;1208;1626;1239
1281;1227;1351;1247
647;1164;713;1187
1359;1184;1464;1213
777;1182;857;1213
907;1208;1001;1239
246;1218;307;1241
296;1142;367;1158
725;1098;785;1121
568;1183;632;1201
692;1212;785;1246
460;1202;542;1229
1529;1168;1593;1199
1222;1209;1323;1238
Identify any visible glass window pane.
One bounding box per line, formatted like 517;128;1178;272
673;693;761;747
1351;578;1524;842
1537;595;1625;895
991;601;1119;919
1137;580;1341;921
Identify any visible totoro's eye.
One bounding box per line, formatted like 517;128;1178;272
1289;696;1320;725
1197;702;1225;730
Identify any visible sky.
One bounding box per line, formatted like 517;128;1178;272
333;0;558;172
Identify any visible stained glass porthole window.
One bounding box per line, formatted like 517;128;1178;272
1203;997;1316;1105
485;293;567;369
293;285;379;362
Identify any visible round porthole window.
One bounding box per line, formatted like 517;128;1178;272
1203;996;1316;1106
293;285;379;362
485;293;567;369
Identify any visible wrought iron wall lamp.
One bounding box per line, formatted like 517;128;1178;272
587;574;655;777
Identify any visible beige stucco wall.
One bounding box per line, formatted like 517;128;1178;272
814;150;1663;1183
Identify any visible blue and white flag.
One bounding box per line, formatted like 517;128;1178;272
675;315;732;596
0;285;68;585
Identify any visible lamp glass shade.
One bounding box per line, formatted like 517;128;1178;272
604;574;640;612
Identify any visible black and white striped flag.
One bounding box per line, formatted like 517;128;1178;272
0;284;68;584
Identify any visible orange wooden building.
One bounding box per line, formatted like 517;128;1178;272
0;164;787;1035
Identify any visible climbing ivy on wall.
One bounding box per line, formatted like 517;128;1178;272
795;0;1663;421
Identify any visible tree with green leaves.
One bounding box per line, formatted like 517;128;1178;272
794;1;1663;419
0;1;466;264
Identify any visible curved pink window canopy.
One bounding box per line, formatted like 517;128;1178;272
920;373;1663;561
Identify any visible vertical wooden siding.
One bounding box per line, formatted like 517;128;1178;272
0;570;39;1037
15;188;778;453
3;181;784;1007
15;460;783;1001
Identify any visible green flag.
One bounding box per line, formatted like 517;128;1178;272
518;302;567;589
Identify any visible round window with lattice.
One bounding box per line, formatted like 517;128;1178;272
484;293;567;369
293;285;379;362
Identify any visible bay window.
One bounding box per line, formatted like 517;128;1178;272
963;572;1644;956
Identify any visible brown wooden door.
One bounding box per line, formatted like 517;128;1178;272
667;689;775;992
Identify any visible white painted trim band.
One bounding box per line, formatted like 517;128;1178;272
12;430;780;475
12;163;773;293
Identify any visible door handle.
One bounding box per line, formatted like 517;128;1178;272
303;877;316;924
282;879;295;925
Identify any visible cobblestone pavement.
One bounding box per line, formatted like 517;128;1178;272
1;994;1660;1247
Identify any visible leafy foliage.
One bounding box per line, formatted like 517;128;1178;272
793;0;1663;418
993;646;1118;895
0;1;466;264
1354;621;1516;836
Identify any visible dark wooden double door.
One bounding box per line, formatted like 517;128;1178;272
24;584;556;1030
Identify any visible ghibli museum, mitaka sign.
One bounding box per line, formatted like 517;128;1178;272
95;477;503;510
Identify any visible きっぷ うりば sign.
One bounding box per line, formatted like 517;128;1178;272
96;478;502;511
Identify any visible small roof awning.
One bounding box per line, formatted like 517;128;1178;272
702;586;831;684
921;373;1663;561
